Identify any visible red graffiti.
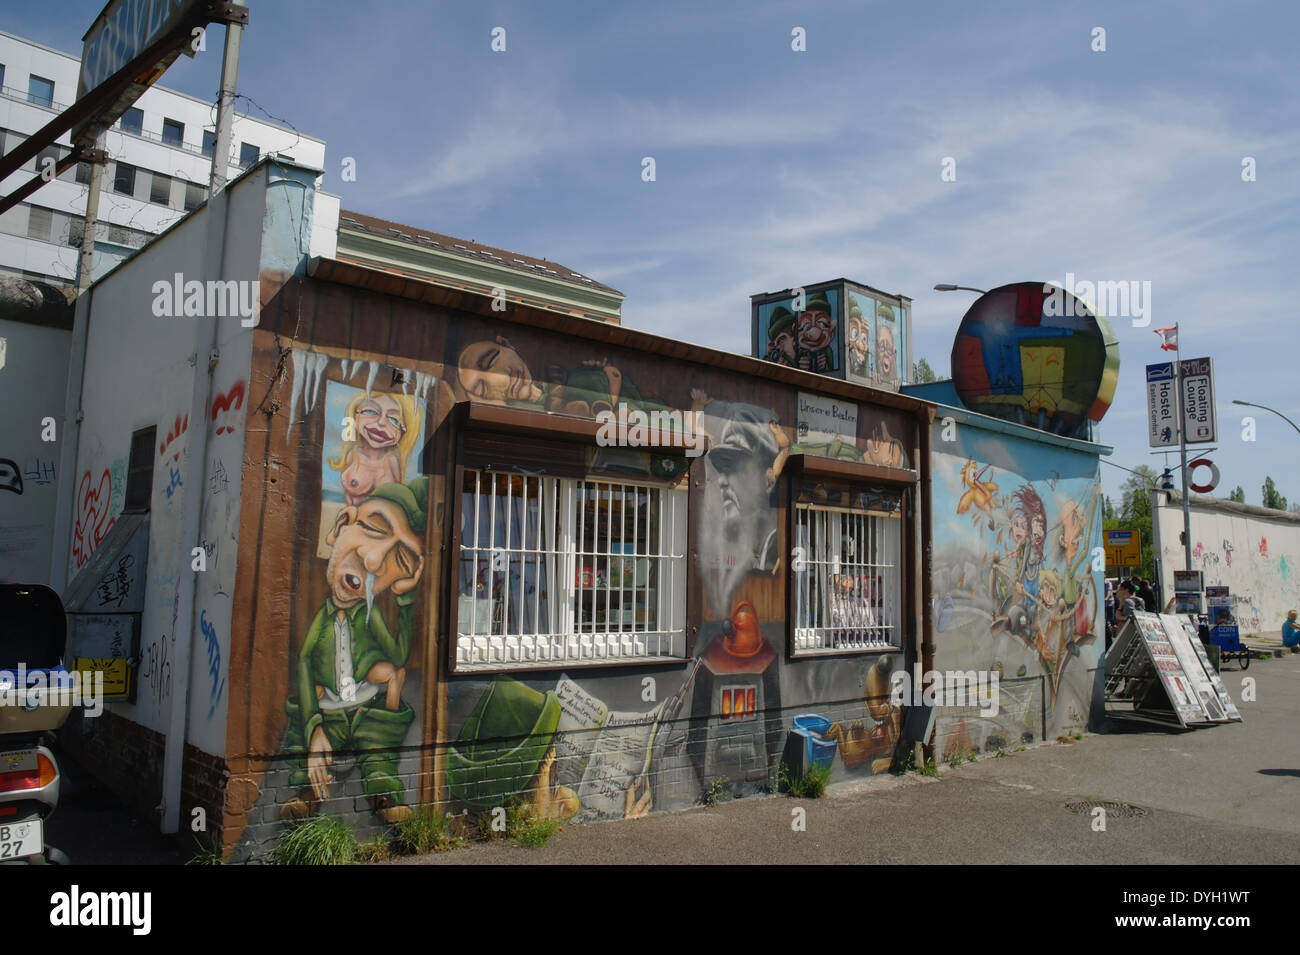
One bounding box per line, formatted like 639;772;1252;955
160;414;189;464
210;380;246;435
1260;537;1268;557
73;468;114;569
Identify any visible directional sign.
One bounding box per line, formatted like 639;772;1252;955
1146;362;1178;447
1179;356;1216;444
1105;529;1142;566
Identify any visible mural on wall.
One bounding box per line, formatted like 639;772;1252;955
73;467;116;569
758;291;840;374
930;422;1102;749
261;348;441;826
846;290;906;391
1155;502;1300;633
317;381;426;556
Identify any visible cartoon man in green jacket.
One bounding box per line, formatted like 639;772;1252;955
280;477;426;824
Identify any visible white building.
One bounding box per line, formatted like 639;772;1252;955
0;29;326;286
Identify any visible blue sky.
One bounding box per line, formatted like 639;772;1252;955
10;0;1299;507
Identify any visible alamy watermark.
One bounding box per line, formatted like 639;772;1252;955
151;272;259;327
595;403;705;457
890;668;1000;717
1043;273;1151;327
0;666;104;718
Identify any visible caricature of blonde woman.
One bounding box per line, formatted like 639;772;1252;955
330;391;422;505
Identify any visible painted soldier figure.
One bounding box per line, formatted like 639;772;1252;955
281;477;426;824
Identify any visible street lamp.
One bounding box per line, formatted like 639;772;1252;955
933;284;988;295
1231;399;1300;438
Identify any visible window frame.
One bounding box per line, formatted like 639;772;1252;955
448;401;692;674
785;453;916;659
27;74;54;108
161;117;185;147
120;106;144;135
112;162;137;197
149;172;172;206
238;142;259;169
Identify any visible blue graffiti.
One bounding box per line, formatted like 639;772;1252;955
200;610;225;718
165;466;183;500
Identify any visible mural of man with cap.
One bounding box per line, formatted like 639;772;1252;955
280;476;427;824
795;293;838;373
763;307;797;367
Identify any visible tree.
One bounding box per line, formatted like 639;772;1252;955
1262;475;1287;510
1101;495;1116;523
911;357;938;384
1228;486;1245;503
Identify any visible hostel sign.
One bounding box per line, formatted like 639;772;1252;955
1146;362;1177;447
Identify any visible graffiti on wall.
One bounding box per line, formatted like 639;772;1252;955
73;468;116;569
0;458;21;495
930;425;1102;745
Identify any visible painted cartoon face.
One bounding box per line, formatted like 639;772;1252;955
1040;580;1058;607
876;324;895;377
772;329;796;362
458;339;541;404
796;310;834;351
326;498;423;608
847;317;868;360
355;395;405;450
1012;513;1028;544
1031;516;1046;546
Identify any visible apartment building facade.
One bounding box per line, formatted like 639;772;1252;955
0;29;326;287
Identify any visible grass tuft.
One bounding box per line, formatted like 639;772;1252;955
271;815;357;866
390;806;466;856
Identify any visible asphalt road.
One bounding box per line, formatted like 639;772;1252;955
37;653;1299;865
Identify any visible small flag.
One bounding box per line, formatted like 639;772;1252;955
1154;326;1178;351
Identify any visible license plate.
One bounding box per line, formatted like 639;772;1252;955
0;817;43;860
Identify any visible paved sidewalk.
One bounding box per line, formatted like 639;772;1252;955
394;655;1300;866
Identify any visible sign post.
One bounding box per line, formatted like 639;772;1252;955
1105;529;1142;568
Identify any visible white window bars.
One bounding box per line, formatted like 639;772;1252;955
793;501;901;654
456;469;688;669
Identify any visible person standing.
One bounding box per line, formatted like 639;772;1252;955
1135;577;1158;614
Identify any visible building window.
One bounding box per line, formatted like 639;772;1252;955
120;107;144;135
75;161;92;185
113;162;137;196
26;206;52;243
201;129;216;158
124;427;156;511
238;142;259;169
0;65;6;90
162;118;184;147
149;172;172;205
455;469;688;670
27;75;55;107
66;218;85;248
183;181;205;211
791;484;904;654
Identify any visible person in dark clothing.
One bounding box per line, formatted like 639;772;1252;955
1134;577;1158;614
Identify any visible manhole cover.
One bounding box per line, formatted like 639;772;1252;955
1064;800;1146;817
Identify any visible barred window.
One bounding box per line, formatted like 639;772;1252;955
792;487;903;654
456;469;687;670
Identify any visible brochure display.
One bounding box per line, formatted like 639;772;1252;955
1104;611;1243;728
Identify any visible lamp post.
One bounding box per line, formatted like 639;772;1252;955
933;284;988;295
1232;399;1300;439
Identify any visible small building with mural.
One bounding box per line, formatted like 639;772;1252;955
52;159;942;858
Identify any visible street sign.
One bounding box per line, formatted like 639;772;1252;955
1105;529;1142;566
1179;356;1216;444
1146;362;1178;447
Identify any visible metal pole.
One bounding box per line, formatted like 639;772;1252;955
76;141;107;291
1174;327;1192;571
208;2;245;196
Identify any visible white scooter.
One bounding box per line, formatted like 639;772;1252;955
0;584;73;865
